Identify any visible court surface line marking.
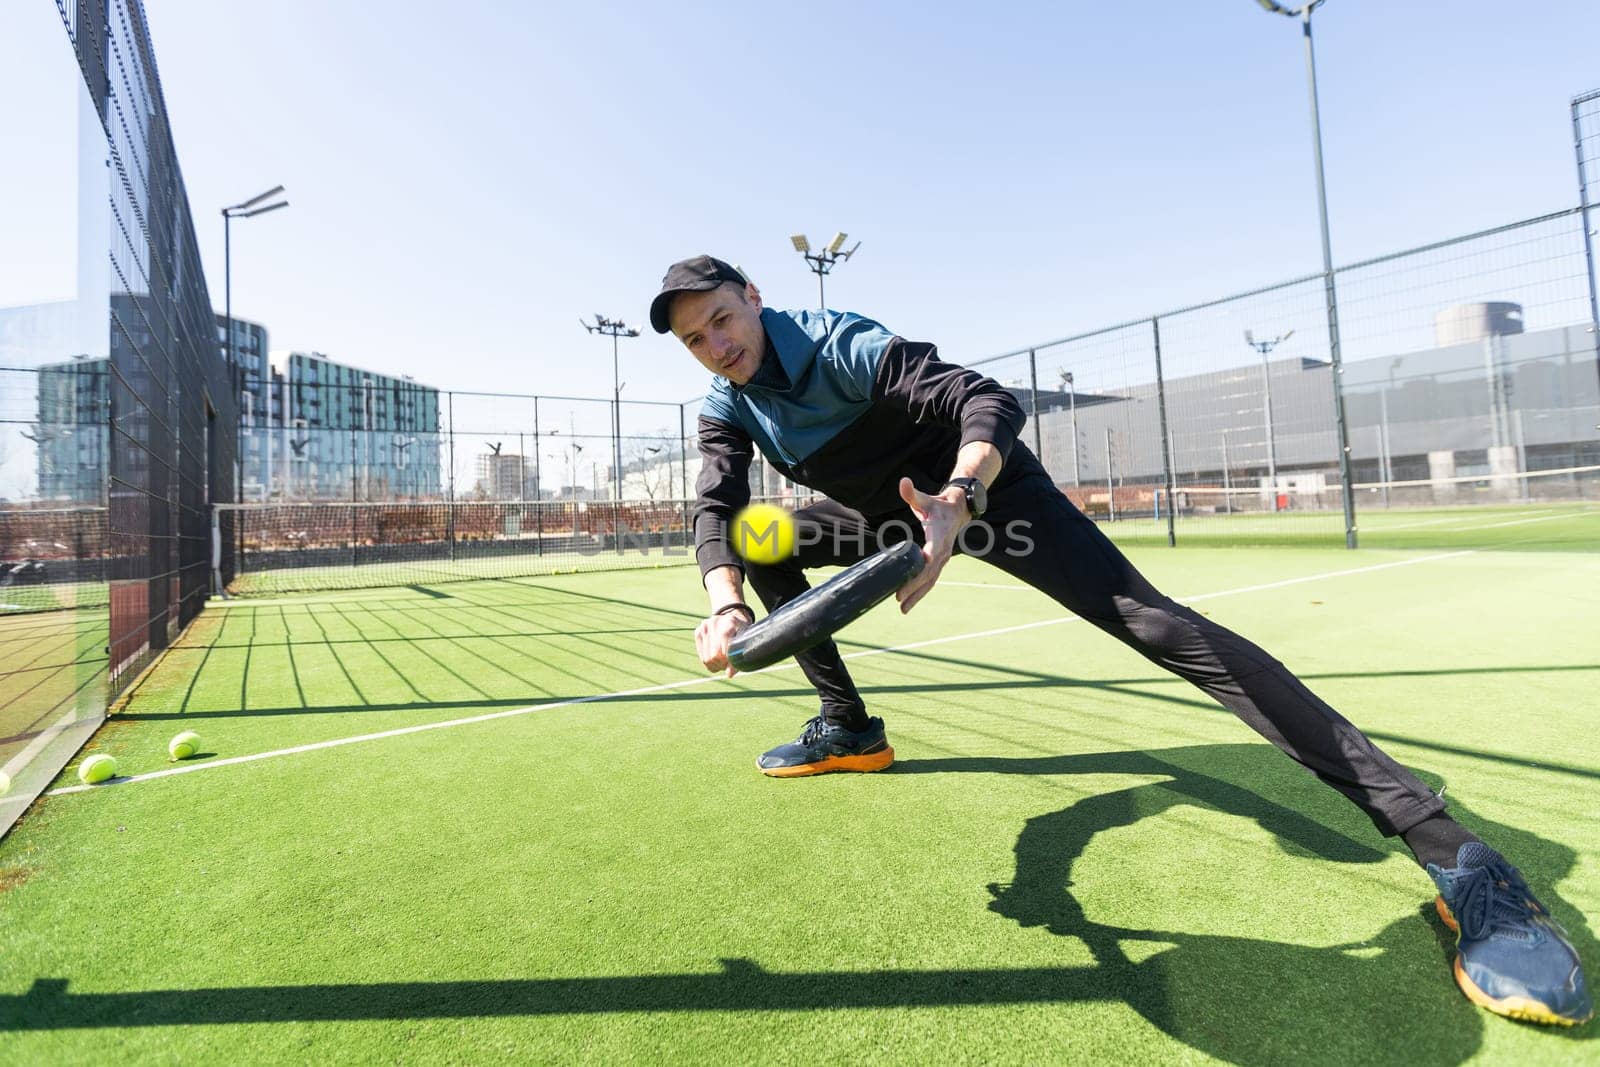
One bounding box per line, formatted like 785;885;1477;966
43;547;1479;798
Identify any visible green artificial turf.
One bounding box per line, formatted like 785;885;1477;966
2;533;1598;1064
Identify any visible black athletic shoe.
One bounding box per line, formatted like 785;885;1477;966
756;715;894;777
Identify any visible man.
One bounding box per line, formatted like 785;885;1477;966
650;254;1591;1026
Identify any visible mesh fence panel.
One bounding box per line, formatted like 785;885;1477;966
3;0;232;836
1336;210;1600;517
1156;277;1339;542
220;95;1600;596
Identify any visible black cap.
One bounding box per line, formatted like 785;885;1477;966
649;255;746;334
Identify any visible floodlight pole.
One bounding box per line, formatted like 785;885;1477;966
222;186;288;506
1256;0;1356;546
583;316;640;501
1244;331;1289;493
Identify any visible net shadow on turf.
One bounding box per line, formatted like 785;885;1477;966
108;603;1600;794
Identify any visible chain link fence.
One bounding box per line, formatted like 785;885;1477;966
222;87;1600;594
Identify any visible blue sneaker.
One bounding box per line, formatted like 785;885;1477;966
1429;842;1592;1026
757;715;894;778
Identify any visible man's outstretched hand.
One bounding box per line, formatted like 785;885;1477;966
695;609;750;678
896;476;969;614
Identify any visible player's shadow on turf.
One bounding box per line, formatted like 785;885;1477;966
902;744;1594;1065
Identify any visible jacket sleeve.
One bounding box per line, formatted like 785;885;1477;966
871;339;1027;461
693;415;754;581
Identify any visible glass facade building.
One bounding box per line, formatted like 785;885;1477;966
232;337;443;502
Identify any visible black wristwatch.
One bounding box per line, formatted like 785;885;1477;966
942;477;988;519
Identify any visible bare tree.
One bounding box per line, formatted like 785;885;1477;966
624;430;676;502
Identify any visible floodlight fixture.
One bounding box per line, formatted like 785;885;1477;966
1255;0;1324;14
226;185;285;212
789;227;863;311
238;201;289;219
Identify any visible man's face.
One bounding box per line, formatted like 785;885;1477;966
669;282;766;385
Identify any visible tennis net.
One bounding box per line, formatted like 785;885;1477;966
217;499;700;596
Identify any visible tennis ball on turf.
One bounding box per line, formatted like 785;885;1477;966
78;754;117;785
168;731;201;761
732;503;797;565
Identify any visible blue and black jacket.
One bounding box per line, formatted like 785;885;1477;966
694;307;1034;578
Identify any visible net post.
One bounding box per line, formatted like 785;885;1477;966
210;505;227;599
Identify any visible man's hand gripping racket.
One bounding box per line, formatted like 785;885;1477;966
696;541;926;676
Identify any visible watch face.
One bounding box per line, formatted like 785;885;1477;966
950;478;985;517
968;480;987;517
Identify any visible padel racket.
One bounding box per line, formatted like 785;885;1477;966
727;540;925;672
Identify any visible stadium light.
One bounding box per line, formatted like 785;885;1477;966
231;185;285;211
1059;369;1080;486
222;185;289;511
790;229;862;311
1250;0;1357;547
581;315;641;501
1245;329;1296;497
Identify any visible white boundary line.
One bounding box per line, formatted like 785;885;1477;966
43;547;1480;799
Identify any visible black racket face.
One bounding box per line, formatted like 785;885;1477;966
728;541;925;671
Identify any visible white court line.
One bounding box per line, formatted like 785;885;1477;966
1376;509;1562;533
43;547;1481;799
1376;515;1514;532
1459;510;1593;531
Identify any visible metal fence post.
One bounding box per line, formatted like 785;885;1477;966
679;402;689;550
1027;348;1042;462
446;390;456;559
533;396;543;555
1104;428;1116;523
1151;318;1177;547
1573;92;1600;391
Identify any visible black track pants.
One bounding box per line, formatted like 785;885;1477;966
741;470;1445;837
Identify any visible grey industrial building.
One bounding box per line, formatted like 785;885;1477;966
1011;306;1599;511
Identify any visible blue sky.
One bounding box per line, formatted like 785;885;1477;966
13;1;1600;409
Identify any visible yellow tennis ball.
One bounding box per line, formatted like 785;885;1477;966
168;731;201;761
78;754;117;785
733;503;797;565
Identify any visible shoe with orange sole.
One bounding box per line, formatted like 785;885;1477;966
1429;843;1592;1026
757;715;894;777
